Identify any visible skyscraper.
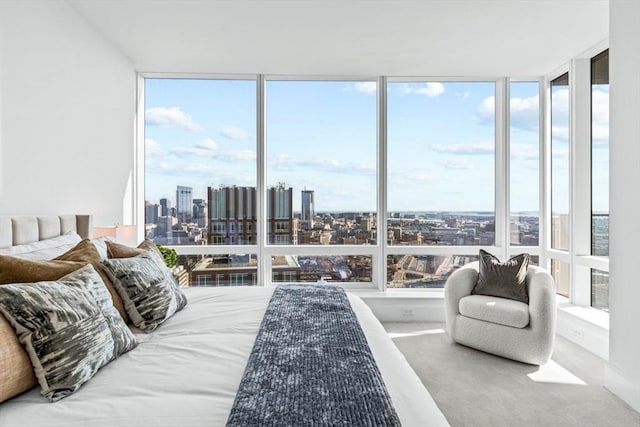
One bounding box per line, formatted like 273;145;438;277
301;189;315;230
207;184;297;245
176;185;193;223
208;185;256;245
145;201;160;224
192;198;207;228
160;198;171;217
268;183;297;245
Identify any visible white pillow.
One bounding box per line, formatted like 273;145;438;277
91;236;113;260
0;232;82;260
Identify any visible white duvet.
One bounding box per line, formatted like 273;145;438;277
0;287;449;427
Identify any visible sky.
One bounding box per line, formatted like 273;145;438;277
144;78;608;215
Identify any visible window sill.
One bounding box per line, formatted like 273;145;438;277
348;288;445;299
556;297;610;330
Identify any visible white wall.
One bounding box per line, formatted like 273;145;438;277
0;0;135;226
606;0;640;413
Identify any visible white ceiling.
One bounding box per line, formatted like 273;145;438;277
67;0;609;77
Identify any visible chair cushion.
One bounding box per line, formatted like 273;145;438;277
459;294;529;328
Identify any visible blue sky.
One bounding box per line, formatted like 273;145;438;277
144;78;602;214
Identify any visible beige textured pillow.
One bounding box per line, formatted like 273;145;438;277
0;314;36;403
55;239;128;322
0;256;85;403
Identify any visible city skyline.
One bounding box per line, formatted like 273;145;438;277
143;79;562;214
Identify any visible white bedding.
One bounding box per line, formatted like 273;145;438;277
0;287;449;427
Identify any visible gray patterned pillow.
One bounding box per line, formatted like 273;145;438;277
102;249;187;332
0;264;137;402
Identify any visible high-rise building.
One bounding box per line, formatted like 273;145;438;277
207;184;297;245
192;198;207;228
160;198;171;217
176;185;193;223
208;186;256;244
268;183;297;245
301;189;315;230
145;201;160;224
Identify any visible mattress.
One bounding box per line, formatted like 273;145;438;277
0;286;449;427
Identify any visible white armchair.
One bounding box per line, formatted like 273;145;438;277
444;261;556;365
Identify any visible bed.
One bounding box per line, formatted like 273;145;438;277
0;214;449;427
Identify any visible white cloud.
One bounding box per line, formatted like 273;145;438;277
478;94;540;132
551;146;569;159
171;138;217;157
145;138;163;157
478;96;495;121
511;94;540;131
400;82;445;97
233;150;257;161
510;143;539;160
438;159;475;170
170;138;256;162
431;141;494;155
145;107;201;131
195;139;217;151
353;82;377;95
592;89;609;123
270;153;375;175
592;89;609;145
551;125;569;142
221;125;249;140
405;171;435;183
551;88;570;118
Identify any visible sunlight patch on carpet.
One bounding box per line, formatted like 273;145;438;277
527;360;587;385
387;328;446;339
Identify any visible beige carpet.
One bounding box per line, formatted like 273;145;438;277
383;322;640;427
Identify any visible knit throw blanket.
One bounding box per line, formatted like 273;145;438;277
226;284;401;427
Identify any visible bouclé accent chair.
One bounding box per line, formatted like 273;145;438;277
444;261;556;365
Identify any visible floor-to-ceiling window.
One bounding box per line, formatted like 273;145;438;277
144;77;261;286
385;81;496;288
544;46;609;315
549;72;571;296
265;79;377;283
550;73;570;252
509;81;540;248
141;76;535;290
590;49;609;311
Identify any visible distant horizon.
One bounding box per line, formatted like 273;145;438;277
145;79;606;214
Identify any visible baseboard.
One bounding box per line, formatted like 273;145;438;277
605;364;640;412
359;294;445;322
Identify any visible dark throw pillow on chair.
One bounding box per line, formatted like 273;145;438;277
472;249;530;304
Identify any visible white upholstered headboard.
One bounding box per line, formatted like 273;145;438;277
0;215;93;249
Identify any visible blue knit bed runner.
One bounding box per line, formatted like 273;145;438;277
226;284;401;427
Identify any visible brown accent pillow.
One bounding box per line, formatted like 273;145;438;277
472;249;530;304
55;239;128;322
106;239;161;258
0;256;85;403
0;315;36;403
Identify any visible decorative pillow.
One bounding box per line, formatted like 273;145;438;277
106;239;159;259
472;250;530;304
103;249;187;332
91;235;113;260
0;232;82;260
0;265;137;402
0;313;36;403
0;256;85;403
55;239;128;322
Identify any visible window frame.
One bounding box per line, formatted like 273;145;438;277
542;40;610;312
136;73;535;292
